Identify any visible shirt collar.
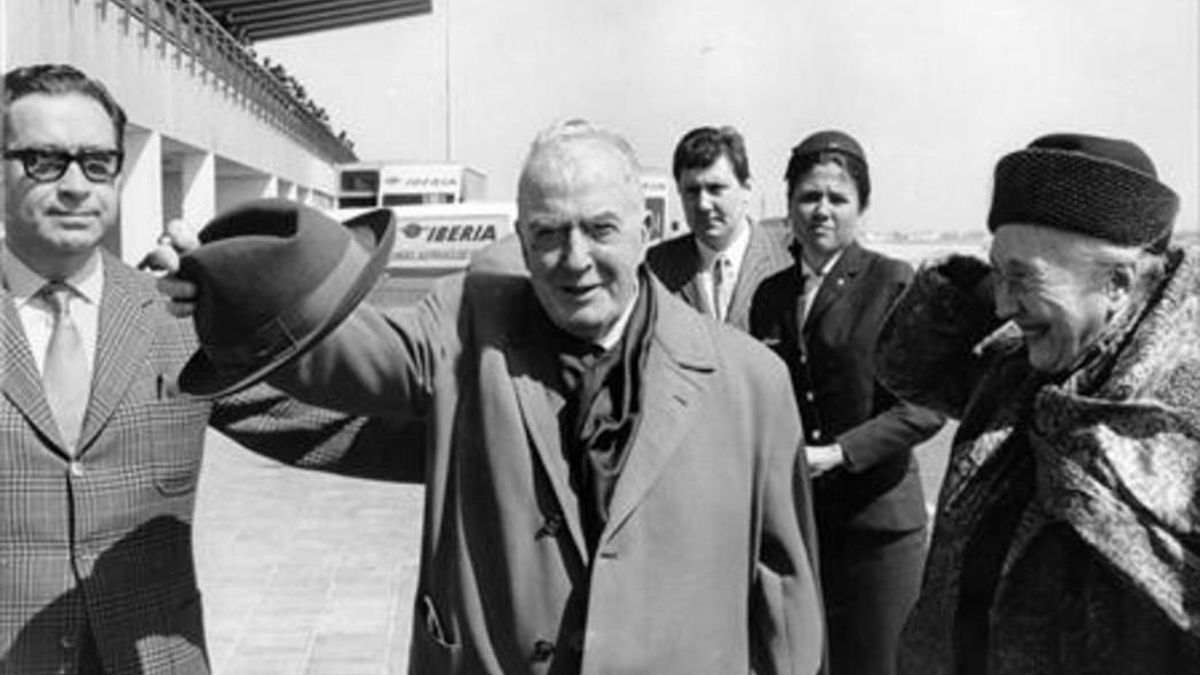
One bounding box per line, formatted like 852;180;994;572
594;275;641;351
695;218;753;272
1;244;103;306
799;248;843;280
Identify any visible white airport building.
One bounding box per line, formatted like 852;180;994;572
2;0;429;264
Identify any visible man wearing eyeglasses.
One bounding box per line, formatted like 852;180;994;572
0;64;402;675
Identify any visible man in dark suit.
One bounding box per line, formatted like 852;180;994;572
0;63;397;675
751;131;944;675
646;125;790;332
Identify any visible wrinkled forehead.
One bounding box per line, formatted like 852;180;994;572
989;223;1095;269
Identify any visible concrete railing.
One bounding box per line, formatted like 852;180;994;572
106;0;356;164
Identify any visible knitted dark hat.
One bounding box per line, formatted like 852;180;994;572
987;133;1179;250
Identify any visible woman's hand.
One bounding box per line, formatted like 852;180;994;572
807;444;846;477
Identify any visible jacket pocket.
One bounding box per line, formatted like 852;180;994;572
153;458;202;497
418;593;458;649
410;593;462;674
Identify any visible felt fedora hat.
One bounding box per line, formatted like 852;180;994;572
177;199;395;398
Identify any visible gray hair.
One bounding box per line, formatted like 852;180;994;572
517;119;643;203
1030;226;1170;304
1081;238;1169;303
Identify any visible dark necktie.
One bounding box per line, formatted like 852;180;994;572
40;282;89;452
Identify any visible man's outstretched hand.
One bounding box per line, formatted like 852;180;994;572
139;219;201;318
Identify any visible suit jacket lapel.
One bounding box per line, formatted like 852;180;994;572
804;242;866;332
504;300;590;561
77;255;158;453
673;237;711;315
0;290;63;448
602;283;715;543
727;225;786;328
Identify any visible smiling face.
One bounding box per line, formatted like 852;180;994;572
517;137;648;342
989;224;1125;374
677;154;752;251
788;161;861;268
3;92;120;278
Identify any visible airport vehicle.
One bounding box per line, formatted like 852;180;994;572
337;162;487;208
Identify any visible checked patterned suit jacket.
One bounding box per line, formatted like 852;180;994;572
0;252;405;675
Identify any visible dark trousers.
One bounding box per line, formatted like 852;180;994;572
820;526;927;675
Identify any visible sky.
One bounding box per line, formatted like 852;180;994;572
258;0;1199;235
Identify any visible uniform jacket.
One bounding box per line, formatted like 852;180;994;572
750;242;943;533
877;247;1200;674
646;223;791;331
0;253;385;675
272;268;825;675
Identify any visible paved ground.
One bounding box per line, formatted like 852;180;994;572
194;431;424;675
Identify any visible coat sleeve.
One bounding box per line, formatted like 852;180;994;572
829;255;946;472
837;389;945;472
204;274;467;482
210;388;427;483
876;256;1004;420
750;356;825;675
266;273;464;417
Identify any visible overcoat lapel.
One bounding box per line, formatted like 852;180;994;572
76;256;158;454
504;329;590;562
0;291;63;449
683;276;713;317
602;288;715;542
804;242;866;333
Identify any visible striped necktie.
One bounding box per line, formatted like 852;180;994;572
39;281;89;452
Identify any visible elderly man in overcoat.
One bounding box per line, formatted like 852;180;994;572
878;133;1200;674
165;119;824;675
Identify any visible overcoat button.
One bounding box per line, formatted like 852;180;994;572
531;639;555;662
536;513;564;539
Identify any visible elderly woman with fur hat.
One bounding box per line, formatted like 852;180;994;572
877;133;1200;674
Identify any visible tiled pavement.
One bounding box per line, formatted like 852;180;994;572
193;430;424;675
192;417;956;674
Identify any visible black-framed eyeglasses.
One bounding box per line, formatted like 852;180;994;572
2;147;124;183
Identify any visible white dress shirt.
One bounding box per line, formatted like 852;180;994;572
695;221;752;321
799;249;844;320
594;278;640;352
1;245;102;376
